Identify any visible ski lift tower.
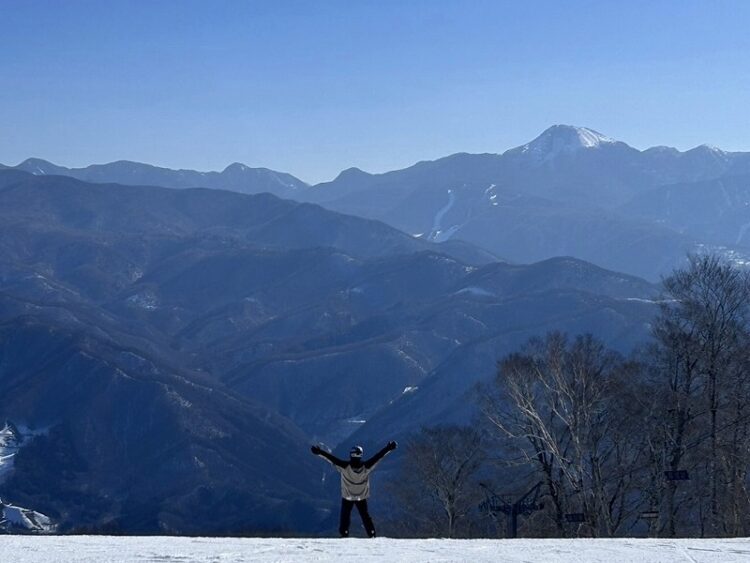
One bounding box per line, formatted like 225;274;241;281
479;481;544;538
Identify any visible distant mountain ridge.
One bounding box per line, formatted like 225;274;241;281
8;158;308;199
303;125;750;280
9;124;749;198
5;124;750;280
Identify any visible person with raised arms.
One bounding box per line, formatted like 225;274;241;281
311;441;397;538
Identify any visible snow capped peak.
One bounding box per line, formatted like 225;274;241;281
545;124;614;146
509;125;618;160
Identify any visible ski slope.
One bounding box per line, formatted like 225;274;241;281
3;536;750;562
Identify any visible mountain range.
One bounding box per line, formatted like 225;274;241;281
6;125;750;280
305;126;750;280
3;124;747;534
0;168;657;533
7;158;308;200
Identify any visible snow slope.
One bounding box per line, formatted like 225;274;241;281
2;536;750;562
0;503;54;533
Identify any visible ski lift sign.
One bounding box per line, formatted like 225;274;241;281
664;470;690;481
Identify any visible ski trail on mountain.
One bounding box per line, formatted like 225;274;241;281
429;189;457;242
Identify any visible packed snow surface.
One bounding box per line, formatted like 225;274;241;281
3;536;750;562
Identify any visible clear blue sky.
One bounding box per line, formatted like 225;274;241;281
2;0;749;183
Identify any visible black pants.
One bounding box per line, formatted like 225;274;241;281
339;498;376;537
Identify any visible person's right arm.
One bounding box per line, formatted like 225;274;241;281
310;445;347;468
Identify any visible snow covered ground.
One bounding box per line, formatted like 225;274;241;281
2;536;750;562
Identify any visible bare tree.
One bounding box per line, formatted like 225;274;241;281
482;332;648;537
474;255;750;539
653;254;750;536
643;307;704;536
389;425;485;537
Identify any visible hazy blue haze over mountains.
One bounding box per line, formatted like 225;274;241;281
8;125;750;280
0;168;657;533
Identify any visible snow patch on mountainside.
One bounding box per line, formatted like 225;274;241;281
455;286;495;298
621;297;660;304
126;292;158;310
696;244;750;268
0;501;55;533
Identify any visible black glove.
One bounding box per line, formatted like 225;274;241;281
311;445;322;455
387;440;398;451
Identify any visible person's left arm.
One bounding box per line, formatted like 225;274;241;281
364;441;397;469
